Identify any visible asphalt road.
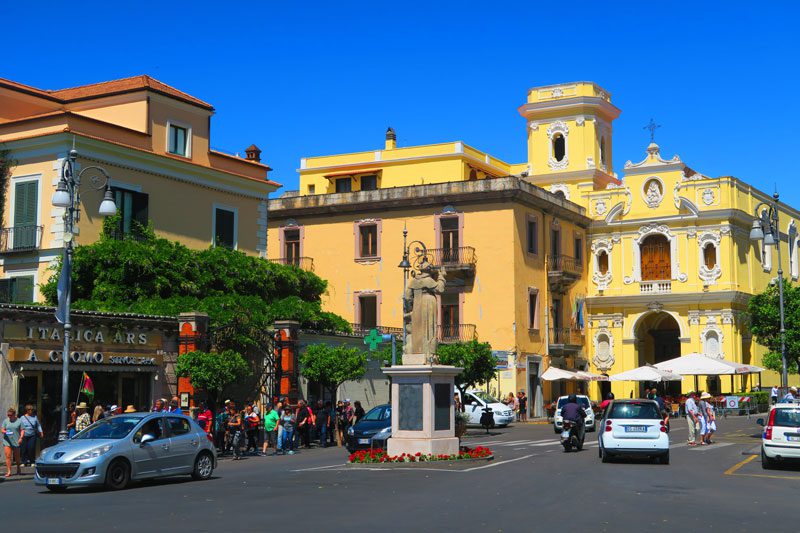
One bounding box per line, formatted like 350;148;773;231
2;415;795;532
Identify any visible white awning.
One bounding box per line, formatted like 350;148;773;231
540;368;608;381
609;365;682;382
654;353;764;376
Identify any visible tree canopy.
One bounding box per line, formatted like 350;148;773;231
437;340;496;398
40;224;350;340
175;349;251;408
299;344;368;399
749;278;800;374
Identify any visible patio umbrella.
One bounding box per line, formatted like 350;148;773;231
576;371;610;382
653;353;764;376
540;367;580;381
609;365;682;382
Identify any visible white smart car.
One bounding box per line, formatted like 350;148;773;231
598;399;669;464
758;402;800;469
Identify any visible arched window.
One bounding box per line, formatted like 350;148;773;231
641;234;671;281
705;331;720;357
553;133;566;162
703;243;717;269
468;169;478;181
598;250;609;275
553;190;566;200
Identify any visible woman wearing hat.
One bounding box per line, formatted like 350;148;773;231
75;403;91;434
697;392;712;446
124;406;137;414
701;393;717;444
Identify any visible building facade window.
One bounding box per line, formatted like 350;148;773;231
11;178;38;250
440;293;460;339
335;177;352;193
600;136;607;168
354;219;381;261
360;174;378;191
213;206;237;250
597;250;609;275
308;184;315;195
0;276;34;304
526;216;538;254
168;123;189;157
282;228;301;264
552;133;566;162
354;291;381;330
703;243;717;269
528;288;539;330
640;234;671;281
111;188;149;238
574;233;583;265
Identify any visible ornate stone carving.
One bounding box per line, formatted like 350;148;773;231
404;257;447;362
611;233;621;244
688;310;700;326
722;310;734;325
701;317;724;359
624;142;683;169
591;239;614;291
586;157;595;169
549;183;570;200
687;228;697;238
612;315;623;328
698;231;722;285
552;88;563;98
593;329;615;372
595;199;607;215
702;188;715;206
648;302;664;312
529;122;539;131
546;121;569;170
643;177;664;208
576;116;586;126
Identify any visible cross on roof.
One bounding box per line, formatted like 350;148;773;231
644;118;661;143
363;328;383;350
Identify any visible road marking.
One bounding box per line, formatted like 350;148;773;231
724;455;756;475
295;454;537;474
460;454;535;472
691;442;733;452
291;463;348;472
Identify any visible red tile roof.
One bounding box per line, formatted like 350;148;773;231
0;75;213;110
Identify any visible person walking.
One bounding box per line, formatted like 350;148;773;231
684;392;700;446
227;404;244;460
280;406;297;455
295;400;313;449
262;404;280;456
244;404;260;455
327;401;336;447
2;407;23;477
66;402;77;438
518;392;528;422
702;393;717;444
315;400;330;448
19;404;43;467
353;401;366;424
697;392;710;446
771;385;780;405
75;403;91;433
335;400;346;446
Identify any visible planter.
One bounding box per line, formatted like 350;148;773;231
455;418;468;439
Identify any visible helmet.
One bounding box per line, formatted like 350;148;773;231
568;394;578;403
606;392;615;400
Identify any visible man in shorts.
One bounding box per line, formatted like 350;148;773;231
262;404;280;456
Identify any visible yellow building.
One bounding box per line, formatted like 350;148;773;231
269;81;800;411
0;75;279;302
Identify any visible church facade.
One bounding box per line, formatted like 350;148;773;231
268;81;798;409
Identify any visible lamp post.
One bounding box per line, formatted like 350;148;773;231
749;192;788;389
52;148;117;441
397;224;428;351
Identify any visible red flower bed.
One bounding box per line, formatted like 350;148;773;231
348;446;493;464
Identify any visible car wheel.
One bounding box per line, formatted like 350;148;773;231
46;485;67;492
104;459;130;490
762;447;775;470
192;451;215;480
601;449;611;463
659;451;669;465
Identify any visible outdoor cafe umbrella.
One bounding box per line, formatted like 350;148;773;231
653;353;764;390
609;365;682;382
540;367;581;381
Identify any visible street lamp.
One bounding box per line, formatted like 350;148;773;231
398;224;427;350
53;148;117;441
750;192;789;389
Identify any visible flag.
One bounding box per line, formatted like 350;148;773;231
55;252;71;324
81;372;94;400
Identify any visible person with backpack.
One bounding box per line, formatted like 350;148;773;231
295;399;314;449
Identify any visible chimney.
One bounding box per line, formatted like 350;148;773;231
385;127;396;150
245;144;262;163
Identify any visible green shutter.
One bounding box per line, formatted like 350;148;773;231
11;276;34;304
13;181;38;249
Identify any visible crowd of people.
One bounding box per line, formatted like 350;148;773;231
502;391;529;422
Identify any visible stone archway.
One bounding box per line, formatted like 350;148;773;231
635;312;681;396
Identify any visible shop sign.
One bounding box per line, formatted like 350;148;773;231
2;323;161;348
7;348;160;366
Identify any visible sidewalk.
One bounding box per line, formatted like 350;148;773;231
0;466;35;484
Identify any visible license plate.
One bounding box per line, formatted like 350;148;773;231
561;431;570;439
46;478;62;486
358;438;370;445
625;425;647;433
787;436;800;442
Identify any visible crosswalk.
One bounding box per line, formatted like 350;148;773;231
468;437;733;452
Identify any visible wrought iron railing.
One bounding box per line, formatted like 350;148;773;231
438;323;477;343
549;327;584;347
0;225;43;253
350;324;404;337
105;229;150;243
548;254;582;276
268;257;315;271
428;246;477;269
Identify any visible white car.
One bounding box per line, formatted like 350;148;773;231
458;390;515;427
554;395;595;433
758;402;800;469
598;399;669;464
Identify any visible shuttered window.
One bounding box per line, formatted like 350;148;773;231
0;276;34;304
13;180;38;249
111;188;149;238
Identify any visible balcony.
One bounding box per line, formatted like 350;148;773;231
548;327;584;356
548;254;582;292
350;324;404;337
0;225;43;253
268;257;315;272
640;280;671;294
438;323;477;344
428;246;476;272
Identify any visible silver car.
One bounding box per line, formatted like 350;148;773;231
35;412;216;491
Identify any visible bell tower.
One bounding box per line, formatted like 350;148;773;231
518;82;621;189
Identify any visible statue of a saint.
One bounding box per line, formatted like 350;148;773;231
404;259;446;363
646;180;662;205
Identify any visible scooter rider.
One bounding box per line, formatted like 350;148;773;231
560;394;586;443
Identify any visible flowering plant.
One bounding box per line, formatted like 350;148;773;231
348;446;492;464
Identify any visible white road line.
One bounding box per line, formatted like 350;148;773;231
291;463;349;472
328;454;537;473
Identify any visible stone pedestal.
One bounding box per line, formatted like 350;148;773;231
382;363;462;457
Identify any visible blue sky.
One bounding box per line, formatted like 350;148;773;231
6;2;799;203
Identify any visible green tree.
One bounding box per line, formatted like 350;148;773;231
175;350;251;409
749;278;800;375
299;344;368;402
437;340;496;402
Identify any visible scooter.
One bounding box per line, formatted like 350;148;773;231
560;420;584;452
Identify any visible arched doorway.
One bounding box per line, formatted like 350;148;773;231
635;312;681;397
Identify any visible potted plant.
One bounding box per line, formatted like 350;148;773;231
455;411;469;439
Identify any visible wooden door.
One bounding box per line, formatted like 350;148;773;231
641;235;671;280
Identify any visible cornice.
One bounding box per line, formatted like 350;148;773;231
586;290;752;308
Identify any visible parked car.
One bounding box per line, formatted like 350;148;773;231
598;399;669;464
758;402;800;469
35;412;216;491
457;390;515;427
346;404;392;453
553;395;595;433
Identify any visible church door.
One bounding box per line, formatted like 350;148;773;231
641;235;671;281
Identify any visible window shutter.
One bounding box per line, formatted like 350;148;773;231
0;279;11;303
13;181;38;249
11;276;34;303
